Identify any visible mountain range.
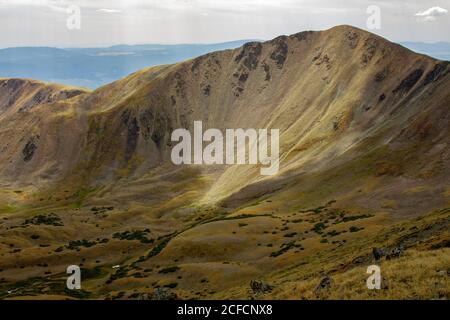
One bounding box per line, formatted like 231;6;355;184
0;39;448;90
0;25;448;300
0;41;251;89
400;41;450;61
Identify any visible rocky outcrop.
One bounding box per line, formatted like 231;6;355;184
250;280;273;295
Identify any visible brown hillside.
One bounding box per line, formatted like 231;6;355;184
0;25;448;300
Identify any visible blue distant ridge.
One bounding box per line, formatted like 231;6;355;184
0;40;254;89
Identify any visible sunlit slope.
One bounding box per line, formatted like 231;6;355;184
1;26;449;211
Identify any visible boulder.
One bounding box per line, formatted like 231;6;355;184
150;288;178;300
250;280;273;295
372;247;387;260
314;276;332;295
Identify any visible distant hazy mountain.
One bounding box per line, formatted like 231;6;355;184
0;40;252;89
401;42;450;61
1;40;447;89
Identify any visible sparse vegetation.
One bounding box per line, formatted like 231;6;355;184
113;230;153;244
164;282;178;289
335;214;374;224
270;241;302;257
106;266;130;284
158;266;180;274
349;226;364;233
67;239;97;250
283;232;297;238
147;238;171;258
22;213;63;227
312;222;327;234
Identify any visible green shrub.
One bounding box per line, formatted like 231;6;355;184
312;222;327;234
113;230;153;244
23;213;63;227
159;266;180;274
349;226;364;233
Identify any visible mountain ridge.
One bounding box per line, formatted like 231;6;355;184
1;25;449;205
0;25;449;300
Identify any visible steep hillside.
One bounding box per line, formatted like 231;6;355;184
0;78;89;185
0;25;448;300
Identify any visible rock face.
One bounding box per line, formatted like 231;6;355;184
386;246;404;260
314;276;333;295
150;288;178;300
0;78;86;116
250;280;273;295
22;137;39;162
373;246;405;261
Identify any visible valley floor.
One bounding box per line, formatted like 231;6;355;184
0;178;448;300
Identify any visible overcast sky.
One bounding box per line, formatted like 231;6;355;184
0;0;449;48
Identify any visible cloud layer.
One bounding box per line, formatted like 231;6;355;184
416;6;448;22
96;8;122;13
0;0;449;47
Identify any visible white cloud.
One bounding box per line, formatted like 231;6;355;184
415;6;448;22
96;8;122;13
0;0;73;14
1;0;450;47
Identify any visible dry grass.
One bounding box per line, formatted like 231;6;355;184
267;249;449;300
